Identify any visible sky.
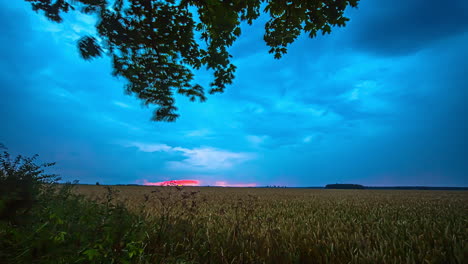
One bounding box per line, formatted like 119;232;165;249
1;0;467;187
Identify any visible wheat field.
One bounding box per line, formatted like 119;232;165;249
74;185;467;263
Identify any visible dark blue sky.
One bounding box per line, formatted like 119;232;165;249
1;0;467;186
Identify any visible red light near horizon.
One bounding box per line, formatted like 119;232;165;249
141;179;257;187
143;179;200;186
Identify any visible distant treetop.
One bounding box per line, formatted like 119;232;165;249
325;184;365;189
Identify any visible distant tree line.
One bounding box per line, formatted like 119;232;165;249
325;184;365;189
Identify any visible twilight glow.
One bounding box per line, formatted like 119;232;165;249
0;0;467;187
142;179;257;187
143;180;201;186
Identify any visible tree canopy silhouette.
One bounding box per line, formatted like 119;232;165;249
25;0;360;121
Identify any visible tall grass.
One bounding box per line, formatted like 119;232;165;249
74;185;467;264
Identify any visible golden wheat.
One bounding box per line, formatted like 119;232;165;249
73;185;468;264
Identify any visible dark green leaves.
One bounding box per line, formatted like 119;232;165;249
264;0;359;59
77;36;103;60
24;0;360;121
26;0;73;22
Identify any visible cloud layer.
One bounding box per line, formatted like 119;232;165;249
1;0;467;186
126;142;255;171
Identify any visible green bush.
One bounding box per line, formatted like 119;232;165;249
0;148;149;264
0;148;59;224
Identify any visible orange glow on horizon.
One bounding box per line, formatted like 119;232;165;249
143;179;201;186
141;179;257;187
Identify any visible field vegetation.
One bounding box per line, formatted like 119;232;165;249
1;150;467;263
75;185;468;263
